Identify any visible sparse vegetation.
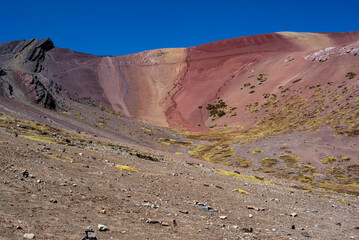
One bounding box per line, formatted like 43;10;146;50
206;99;227;118
257;73;268;83
214;169;273;184
347;164;359;175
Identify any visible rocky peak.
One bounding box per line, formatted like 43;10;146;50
12;38;54;72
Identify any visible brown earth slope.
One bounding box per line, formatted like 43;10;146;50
0;115;358;239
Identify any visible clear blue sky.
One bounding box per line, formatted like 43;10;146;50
1;0;358;56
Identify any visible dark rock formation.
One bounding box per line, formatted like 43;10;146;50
29;75;57;109
0;68;13;98
0;38;60;109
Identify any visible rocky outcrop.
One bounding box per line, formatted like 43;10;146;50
25;75;58;110
0;68;13;98
0;38;60;110
12;38;54;72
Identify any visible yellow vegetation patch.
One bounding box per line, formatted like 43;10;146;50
214;169;273;185
175;152;183;155
115;165;137;172
234;188;249;195
160;138;194;149
314;182;359;196
279;154;300;166
341;156;351;161
347;164;359;175
20;135;58;143
260;157;279;168
297;175;314;184
336;199;349;205
321;157;338;164
141;127;151;132
44;152;72;163
300;165;317;175
325;167;351;183
251;150;263;154
237;159;253;168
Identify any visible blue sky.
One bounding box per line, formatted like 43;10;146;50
1;0;358;55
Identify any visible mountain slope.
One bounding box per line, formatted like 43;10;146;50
0;32;359;195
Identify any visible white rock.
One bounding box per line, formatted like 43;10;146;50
290;212;298;217
98;224;109;231
219;215;227;219
23;233;35;239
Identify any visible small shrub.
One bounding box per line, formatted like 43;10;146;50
281;88;290;93
237;159;253;168
346;72;357;79
297;175;314;183
257;73;268;83
251;150;263;154
279;154;300;166
260;157;279;168
321;157;338;164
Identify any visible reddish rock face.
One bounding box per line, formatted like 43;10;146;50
165;31;359;131
1;31;359;131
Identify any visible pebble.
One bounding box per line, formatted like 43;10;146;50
302;232;310;237
242;227;253;233
219;216;227;219
146;219;161;224
248;214;253;218
23;233;35;239
289;212;298;217
179;210;189;214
